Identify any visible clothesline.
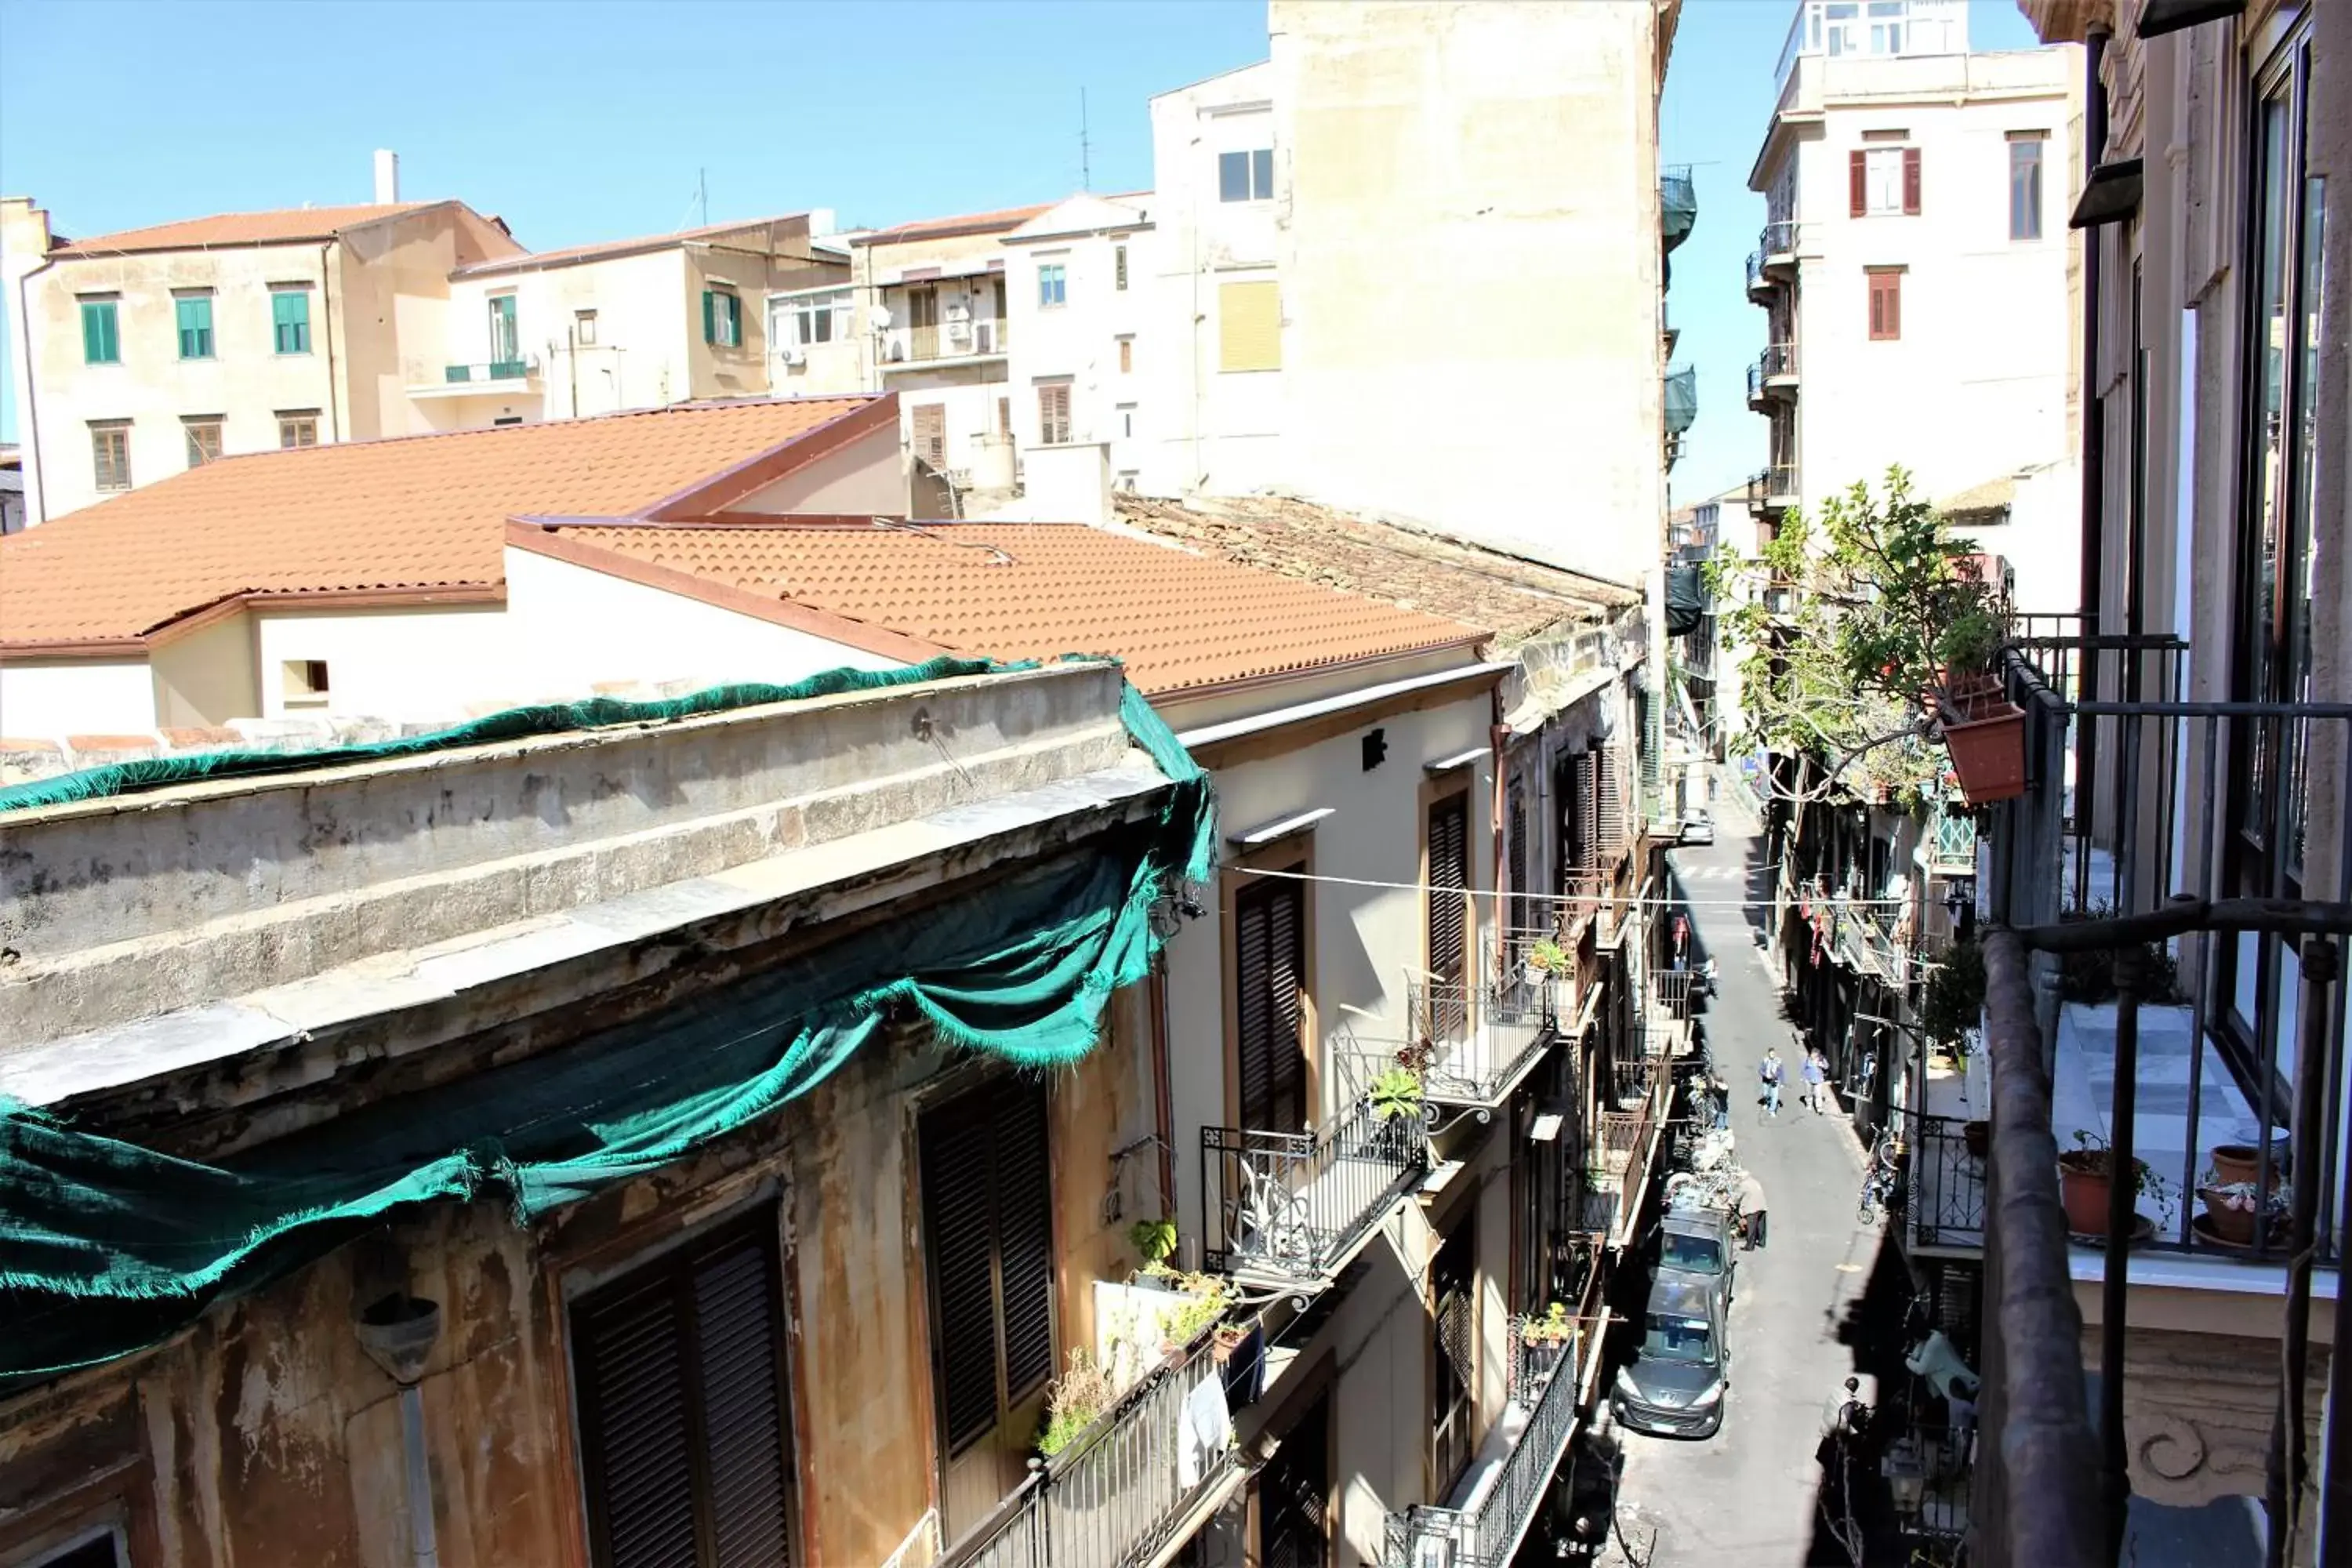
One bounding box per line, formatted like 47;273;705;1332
1227;862;1921;912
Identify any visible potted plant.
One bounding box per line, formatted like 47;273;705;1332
1529;938;1572;978
2209;1142;2283;1192
1962;1120;1989;1163
1036;1348;1115;1458
1210;1321;1253;1365
2196;1176;2288;1247
1128;1218;1178;1272
1520;1301;1575;1347
2058;1131;2174;1237
1155;1271;1230;1356
1936;681;2027;804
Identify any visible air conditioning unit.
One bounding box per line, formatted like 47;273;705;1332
779;345;807;367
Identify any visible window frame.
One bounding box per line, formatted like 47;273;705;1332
1114;243;1129;291
1036;260;1068;310
1218;147;1275;203
2008;135;2046;241
89;423;131;492
182;417;223;469
702;288;742;349
79;297;121;365
488;291;522;362
1036;379;1072;446
174;293;216;361
1217;278;1282;373
277;411;320;449
1867;267;1904;341
270;287;313;355
1421;778;1475;1043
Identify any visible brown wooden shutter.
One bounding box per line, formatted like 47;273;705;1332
1427;796;1469;988
1430;1220;1476;1494
1595;744;1624;862
1506;779;1528;909
573;1213;795;1568
1572;750;1599;875
1235;875;1307;1131
912;404;946;470
922;1108;1001;1453
1849;150;1868;217
1260;1392;1330;1568
1902;147;1922;214
991;1076;1054;1404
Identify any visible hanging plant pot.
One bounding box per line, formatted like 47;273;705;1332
1940;691;2027;804
2058;1149;2115;1235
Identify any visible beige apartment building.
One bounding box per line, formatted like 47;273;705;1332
2;158;851;524
1741;0;2082;614
1136;1;1685;592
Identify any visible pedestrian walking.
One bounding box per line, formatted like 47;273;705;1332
1803;1048;1829;1114
1759;1047;1785;1117
1737;1169;1769;1250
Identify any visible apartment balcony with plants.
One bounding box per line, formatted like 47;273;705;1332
1196;1091;1426;1295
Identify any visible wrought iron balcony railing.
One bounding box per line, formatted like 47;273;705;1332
941;1324;1240;1568
1199;1097;1425;1290
1747;463;1798;511
1403;969;1557;1111
1900;1109;1985;1252
1383;1329;1584;1568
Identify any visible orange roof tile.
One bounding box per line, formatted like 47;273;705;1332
49;203;437;258
455;214;816;278
0;398;882;649
852;202;1057;245
527;521;1485;695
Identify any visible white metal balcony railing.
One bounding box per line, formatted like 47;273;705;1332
878;317;1007;366
1384;1332;1582;1568
1200;1096;1426;1290
1401;969;1557;1109
939;1324;1240;1568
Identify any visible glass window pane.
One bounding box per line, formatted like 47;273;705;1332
1219;151;1249;202
1252;148;1273;199
2241;89;2293;837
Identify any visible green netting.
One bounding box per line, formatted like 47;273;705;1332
0;654;1021;815
0;658;1214;1381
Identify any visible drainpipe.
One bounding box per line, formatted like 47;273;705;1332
13;265;46;525
356;1293;443;1568
2075;27;2109;829
1491;706;1510;956
320;241;343;442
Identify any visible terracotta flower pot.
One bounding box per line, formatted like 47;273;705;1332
2209;1143;2281;1191
1942;695;2027;804
2198;1188;2259;1245
1962;1120;1990;1161
2059;1151;2116;1235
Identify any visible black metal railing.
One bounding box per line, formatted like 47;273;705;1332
1747;463;1798;511
1405;972;1556;1107
1746;343;1798;405
1759;217;1796;258
1383;1328;1582;1567
1904;1110;1986;1250
941;1326;1237;1568
1200;1098;1425;1285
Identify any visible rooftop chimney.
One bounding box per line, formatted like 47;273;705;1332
373;150;400;205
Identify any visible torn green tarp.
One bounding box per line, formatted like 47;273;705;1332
0;659;1214;1381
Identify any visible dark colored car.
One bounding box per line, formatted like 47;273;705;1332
1659;1203;1736;1317
1612;1273;1730;1438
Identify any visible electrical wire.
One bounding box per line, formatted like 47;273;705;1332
1227;862;1921;913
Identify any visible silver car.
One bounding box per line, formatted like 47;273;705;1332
1680;809;1715;845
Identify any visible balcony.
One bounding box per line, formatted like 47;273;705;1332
1373;944;1560;1113
941;1325;1243;1568
1199;1097;1425;1292
1661;163;1697;254
1901;1109;1987;1252
1744;342;1798;408
1745;220;1798;300
1663;365;1697;437
1917;806;1978;877
878;317;1008;369
1746;463;1798;514
408;358;542;399
1384;1327;1592;1568
1970;632;2352;1560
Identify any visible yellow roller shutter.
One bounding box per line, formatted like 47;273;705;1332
1218;280;1281;372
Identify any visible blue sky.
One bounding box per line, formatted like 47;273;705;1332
0;0;2041;485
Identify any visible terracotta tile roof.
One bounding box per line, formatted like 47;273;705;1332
49;203;436;258
852;203;1057;246
1112;494;1638;645
0;398;880;649
455;215;815;278
532;521;1484;695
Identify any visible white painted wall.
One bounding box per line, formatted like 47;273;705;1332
501;547;905;696
0;659;157;735
732;419;911;516
1004;199;1156;484
250;604;513;721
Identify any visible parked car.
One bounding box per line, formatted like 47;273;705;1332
1612;1272;1730;1438
1659;1201;1737;1315
1679;809;1715;845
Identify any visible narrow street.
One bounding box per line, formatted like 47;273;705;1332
1602;798;1904;1566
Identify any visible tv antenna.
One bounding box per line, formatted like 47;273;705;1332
1080;89;1091;191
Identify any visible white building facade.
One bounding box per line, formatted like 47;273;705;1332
1744;0;2084;612
1001;195;1156;491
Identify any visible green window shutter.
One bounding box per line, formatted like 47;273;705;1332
702;290;717;344
727;292;741;344
273;292;310;354
82;301;119;364
176;297;212;359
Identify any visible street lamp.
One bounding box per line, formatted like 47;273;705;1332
1882;1432;1929;1517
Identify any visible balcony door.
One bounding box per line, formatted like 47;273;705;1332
907;285;940;361
1259;1390;1330;1568
922;1075;1055;1544
1429;1217;1478;1500
1425;792;1471;1040
1235;873;1308;1134
488;294;518;368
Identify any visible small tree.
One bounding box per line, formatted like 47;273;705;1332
1706;470;2008;808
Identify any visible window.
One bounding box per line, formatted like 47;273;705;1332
1233;871;1307;1133
1218;280;1280;372
911;403;947;470
79;298;120;365
571;1210;797;1568
996;396;1012;437
920;1076;1054;1461
1430;1219;1477;1497
2008;135;2045;241
20;1526;125;1567
488;293;521;364
775;288;848;350
183;417;223;468
278;411;319;448
89;423;130;491
1258;1392;1330;1568
702;289;741;348
1219;147;1274;202
1867;0;1906;53
1037;381;1071;445
1037;262;1067;309
1850;146;1918;216
1867;268;1903;340
281;659;330;708
1425;792;1470;1040
1116;401;1136;439
1117;336;1134;374
575;308;598;347
175;294;215;360
270;288;312;354
1114;244;1129;291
